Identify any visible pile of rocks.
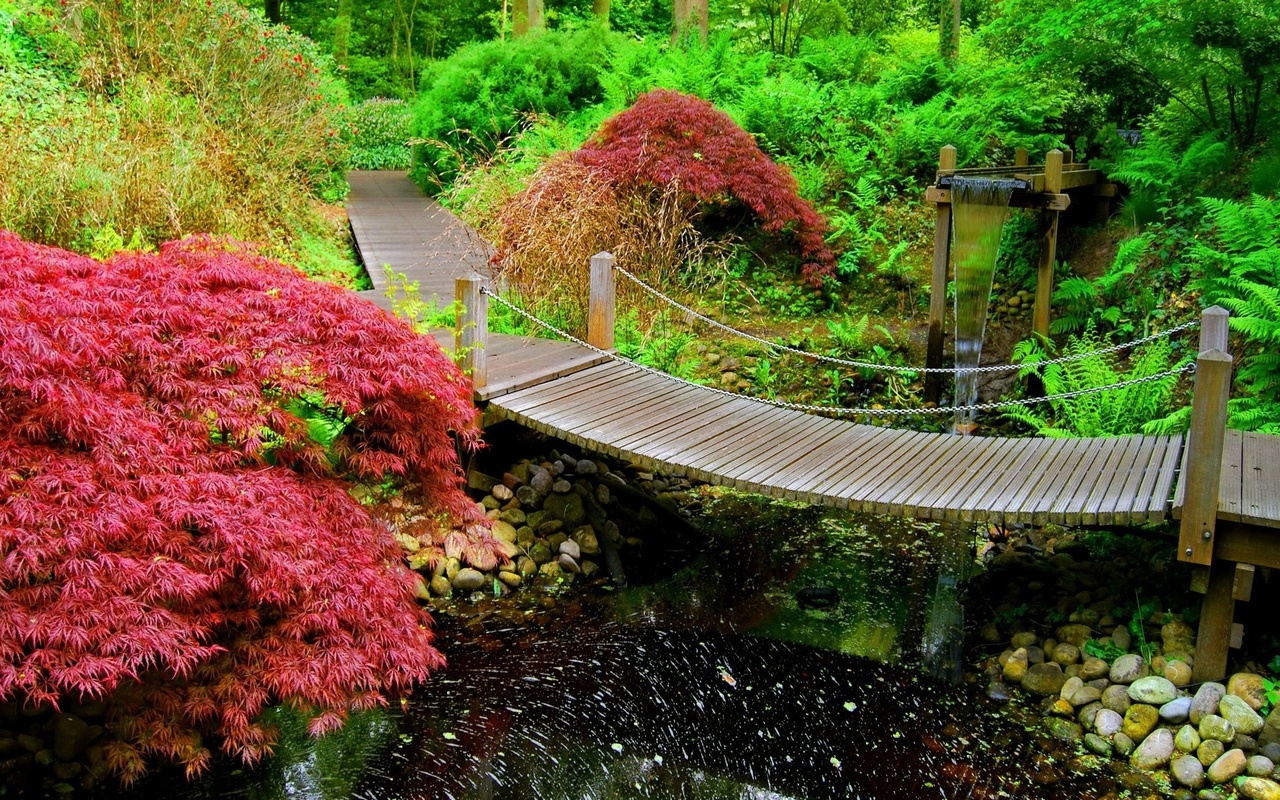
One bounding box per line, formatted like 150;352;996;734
0;700;110;794
420;448;697;600
986;621;1280;797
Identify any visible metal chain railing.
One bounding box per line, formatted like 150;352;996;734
481;287;1196;419
613;264;1200;375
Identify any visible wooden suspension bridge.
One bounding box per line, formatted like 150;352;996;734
346;169;1279;681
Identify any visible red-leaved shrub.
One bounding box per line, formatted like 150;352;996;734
574;89;836;285
0;232;497;781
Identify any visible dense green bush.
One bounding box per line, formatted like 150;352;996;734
0;0;360;285
348;98;414;170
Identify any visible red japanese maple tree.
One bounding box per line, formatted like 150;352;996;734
0;233;497;781
574;89;836;285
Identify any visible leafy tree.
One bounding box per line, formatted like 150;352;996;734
574;89;835;284
0;232;497;781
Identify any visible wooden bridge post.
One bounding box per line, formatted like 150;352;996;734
1180;306;1234;681
1032;149;1063;341
926;145;957;405
455;275;488;390
588;252;616;351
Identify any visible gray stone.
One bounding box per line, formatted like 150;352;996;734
552;479;572;494
1022;662;1066;695
558;539;581;560
1055;624;1091;647
987;681;1012;703
530;467;552;493
1129;676;1179;705
498;508;526;526
1248;756;1276;777
1206;749;1247;784
1197;790;1229;800
1012;631;1039;649
492;483;514;502
1114;732;1136;756
595;484;611;505
1094;708;1124;736
1025;645;1046;665
1084;733;1112;756
1111;653;1149;684
1178;724;1203;752
1221;695;1267;736
1162;697;1194;724
1052;642;1081;666
1112;625;1133;652
1078;701;1103;729
1200;714;1237;743
1080;657;1110;681
1171;754;1206;788
1060;676;1085;701
537;519;563;536
1131;728;1176;770
1262;743;1280;762
543;492;585;528
51;714;91;762
451;568;486;592
1070;686;1103;707
574;459;598;475
1103;683;1134;714
1192;683;1227;725
516;485;541;507
1045;717;1082;742
1237;734;1259;752
572;527;600;555
557;553;581;573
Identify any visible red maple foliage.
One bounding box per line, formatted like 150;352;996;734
574;89;836;285
0;232;497;781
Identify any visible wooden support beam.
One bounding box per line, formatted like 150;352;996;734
1178;307;1232;566
926;187;1071;211
1215;522;1280;570
1230;624;1244;650
1014;147;1028;167
926;145;957;405
1032;150;1063;341
1193;559;1235;681
456;275;489;390
1232;563;1255;602
588;252;616;350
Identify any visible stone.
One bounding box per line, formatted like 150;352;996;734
1025;646;1046;665
498;508;526;526
1193;683;1228;725
574;459;597;475
1207;749;1247;784
1070;686;1103;707
580;559;600;578
529;468;552;493
552;479;572;494
558;539;581;561
1012;631;1039;649
1003;648;1029;683
1238;777;1280;800
537;519;563;536
1111;653;1149;684
1103;684;1134;714
1049;698;1075;717
1201;714;1237;743
1198;790;1229;800
517;556;537;578
1178;724;1203;752
1262;743;1280;762
538;560;562;579
1094;708;1124;736
1022;663;1066;695
51;714;91;762
1114;732;1136;756
497;570;522;588
1132;728;1176;769
1247;755;1275;776
1171;754;1206;788
1052;642;1081;666
529;542;553;565
572;527;600;555
451;568;486;592
1263;707;1280;747
1130;676;1179;705
1163;697;1195;724
1166;660;1195;687
1123;704;1160;741
557;553;581;574
1081;657;1110;681
1084;733;1113;756
1162;618;1196;648
1078;701;1103;729
1221;695;1267;736
1229;674;1270;711
1055;624;1092;647
1045;717;1082;743
1236;733;1258;752
1199;738;1226;767
481;495;500;511
491;520;517;543
492;484;514;502
547;532;568;552
1112;625;1133;652
987;681;1012;703
516;485;541;507
429;575;452;598
1060;676;1085;701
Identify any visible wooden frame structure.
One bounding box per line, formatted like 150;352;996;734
923;146;1115;403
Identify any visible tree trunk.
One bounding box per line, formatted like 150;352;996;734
333;0;353;67
265;0;282;24
592;0;610;25
513;0;544;38
672;0;707;43
939;0;959;64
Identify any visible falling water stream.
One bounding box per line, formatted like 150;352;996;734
950;178;1018;434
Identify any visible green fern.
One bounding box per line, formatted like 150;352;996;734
1005;322;1187;437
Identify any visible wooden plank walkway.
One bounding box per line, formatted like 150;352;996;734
347;171;1280;531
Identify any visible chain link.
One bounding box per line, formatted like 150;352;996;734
480;287;1196;419
614;264;1200;375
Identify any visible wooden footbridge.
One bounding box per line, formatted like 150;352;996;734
347;170;1279;680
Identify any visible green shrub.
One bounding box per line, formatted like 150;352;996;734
347;98;413;170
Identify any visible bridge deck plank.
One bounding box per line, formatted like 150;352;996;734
497;364;636;414
1045;436;1122;526
769;420;876;498
605;390;747;459
964;437;1060;525
812;429;919;510
853;431;954;514
1241;432;1280;527
538;372;704;438
788;425;888;504
882;433;986;518
1076;436;1141;526
1098;436;1163;527
1009;438;1090;525
722;416;849;492
680;406;797;481
1146;435;1185;524
1216;430;1245;522
638;397;768;471
918;436;1021;520
478;337;610;400
680;409;815;483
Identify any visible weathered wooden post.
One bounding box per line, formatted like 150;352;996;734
1014;147;1028;167
588;251;616;351
455;275;488;390
925;145;957;405
1179;306;1234;680
1032;149;1063;341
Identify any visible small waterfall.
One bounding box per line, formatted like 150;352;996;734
920;523;970;683
950;178;1018;433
